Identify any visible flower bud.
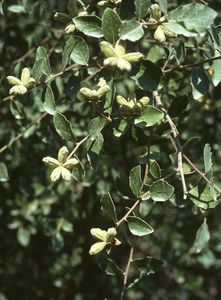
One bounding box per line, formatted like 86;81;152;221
116;95;128;106
7;76;22;86
100;41;118;58
97;85;111;99
65;24;76;34
78;11;88;17
122;52;143;62
106;227;117;242
114;41;126;57
117;58;131;72
150;4;161;21
154;26;166;42
89;242;106;255
138;96;150;108
58;146;69;164
53;12;72;23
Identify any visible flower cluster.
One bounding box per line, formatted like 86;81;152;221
43;146;79;182
80;78;111;102
116;95;150;117
100;40;143;72
7;68;35;95
89;227;121;255
149;4;176;42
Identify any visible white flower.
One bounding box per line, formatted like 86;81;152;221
7;67;35;96
43;146;79;182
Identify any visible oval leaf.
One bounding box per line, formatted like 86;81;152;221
0;162;9;182
150;180;174;202
129;165;143;197
102;8;122;44
70;36;89;66
135;106;164;127
42;86;56;115
127;216;154;236
53;112;76;141
73;16;103;38
100;193;117;223
119;20;144;42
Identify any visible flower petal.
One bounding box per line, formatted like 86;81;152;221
7;76;22;86
100;41;118;58
58;146;69;164
9;85;27;95
21;68;31;85
89;242;106;255
117;58;131;72
90;228;107;241
63;158;79;169
50;166;62;182
42;156;60;167
122;52;143;62
61;167;72;181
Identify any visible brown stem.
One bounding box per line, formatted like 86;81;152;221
163;55;221;74
67;135;90;160
153;91;188;199
120;246;134;300
116;199;141;228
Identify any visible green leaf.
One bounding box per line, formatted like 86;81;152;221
134;0;150;20
189;184;220;209
150;161;161;179
70;36;89;66
135;106;164;128
97;254;122;276
100;193;117;223
150;180;174;202
8;5;26;13
190;219;210;254
168;3;217;34
0;162;9;182
133;61;162;92
132;256;163;275
163;23;197;38
158;0;167;13
53;112;76;141
127;216;154;236
73;16;103;38
102;8;122;44
211;58;221;87
119;20;144;42
36;46;52;75
129;165;143;197
113;119;131;138
42;86;56;115
17;227;30;247
191;69;209;100
204;143;213;174
88;117;107;140
10;101;25;119
32;58;46;82
0;0;5;15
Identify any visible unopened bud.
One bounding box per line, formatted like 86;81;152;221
138;96;149;108
65;24;76;34
150;4;161;21
122;52;143;62
89;242;106;255
154;26;166;42
97;85;111;99
114;41;126;57
106;228;117;242
58;146;69;164
100;41;117;58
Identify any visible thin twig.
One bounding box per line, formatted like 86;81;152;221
116;199;141;227
153;91;188;200
0;112;48;155
120;246;134;300
163;55;221;74
67;134;91;160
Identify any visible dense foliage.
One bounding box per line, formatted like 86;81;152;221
1;0;221;299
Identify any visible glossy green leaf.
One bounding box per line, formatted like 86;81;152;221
102;8;122;44
134;0;150;20
42;86;56;115
150;180;174;202
168;3;217;34
100;193;117;223
129;165;143;197
53;112;76;141
190;219;210;254
35;46;52;75
204;143;213;174
0;162;9;182
88;117;107;140
189;184;220;209
132;256;163;275
127;216;154;236
113;119;131;137
150;161;161;179
32;58;46;82
119;20;144;42
97;254;122;276
70;36;89;66
135;106;164;128
73;16;103;38
191;69;209;100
